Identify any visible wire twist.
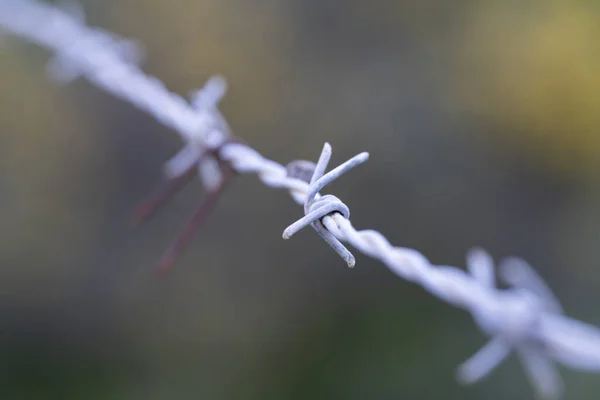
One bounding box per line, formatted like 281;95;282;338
283;143;369;267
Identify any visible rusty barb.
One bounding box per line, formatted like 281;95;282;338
131;138;241;274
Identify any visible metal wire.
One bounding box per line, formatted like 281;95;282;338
3;1;600;398
283;143;369;267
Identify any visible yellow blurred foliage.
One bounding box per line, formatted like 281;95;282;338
106;0;293;132
451;2;600;175
0;50;102;304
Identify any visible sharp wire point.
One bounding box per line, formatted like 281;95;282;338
130;164;197;227
157;175;233;274
156;160;236;274
285;143;367;266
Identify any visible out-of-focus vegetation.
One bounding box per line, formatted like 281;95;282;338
451;1;600;175
2;1;600;399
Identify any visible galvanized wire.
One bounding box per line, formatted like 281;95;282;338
3;1;600;398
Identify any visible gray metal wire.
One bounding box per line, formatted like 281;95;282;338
2;1;600;398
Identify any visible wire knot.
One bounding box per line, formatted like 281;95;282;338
305;194;350;221
282;143;368;267
458;248;566;399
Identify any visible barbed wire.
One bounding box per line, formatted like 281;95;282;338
2;1;600;398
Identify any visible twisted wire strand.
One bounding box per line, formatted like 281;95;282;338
2;1;600;398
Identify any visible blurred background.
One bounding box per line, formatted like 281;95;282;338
2;0;600;398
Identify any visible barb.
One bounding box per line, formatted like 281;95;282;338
130;162;198;227
2;1;600;398
458;249;566;398
132;137;241;272
157;156;237;274
283;143;369;267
